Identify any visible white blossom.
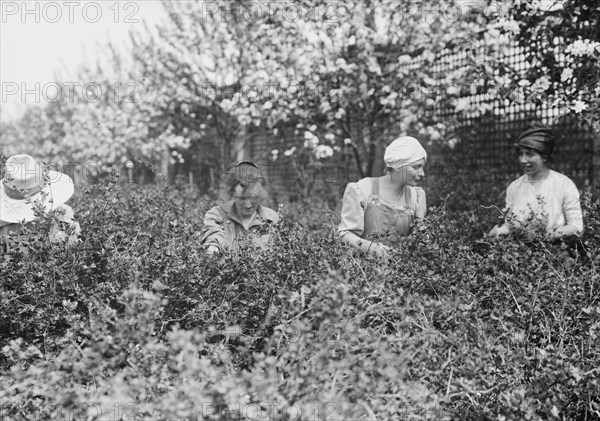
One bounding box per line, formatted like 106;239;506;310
335;108;346;119
565;39;600;57
560;68;573;83
446;86;460;96
534;0;564;12
237;115;252;126
303;131;319;149
220;99;234;112
314;145;334;159
571;100;588;114
454;98;470;112
532;76;551;92
498;18;520;34
426;126;442;141
320;101;332;113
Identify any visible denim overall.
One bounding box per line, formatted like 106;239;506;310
363;178;415;246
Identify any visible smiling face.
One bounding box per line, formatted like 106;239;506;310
388;158;425;187
232;182;265;218
518;147;547;178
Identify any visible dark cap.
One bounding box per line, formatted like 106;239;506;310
514;127;555;157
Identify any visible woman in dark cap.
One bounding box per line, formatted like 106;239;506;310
488;125;583;239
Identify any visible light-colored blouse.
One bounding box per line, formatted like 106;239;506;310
0;204;81;249
505;170;583;234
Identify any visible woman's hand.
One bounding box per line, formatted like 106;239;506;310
369;243;392;259
488;224;510;238
549;225;581;241
206;245;220;255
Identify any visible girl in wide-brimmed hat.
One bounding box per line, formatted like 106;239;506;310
0;154;80;245
338;136;427;258
488;126;583;240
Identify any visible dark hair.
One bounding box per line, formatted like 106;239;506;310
224;161;266;197
514;123;555;159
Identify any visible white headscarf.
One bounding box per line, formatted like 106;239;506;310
384;136;427;169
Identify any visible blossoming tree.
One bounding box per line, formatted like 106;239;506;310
509;0;599;131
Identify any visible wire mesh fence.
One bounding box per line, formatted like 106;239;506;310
244;40;597;200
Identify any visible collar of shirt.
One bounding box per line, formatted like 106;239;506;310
221;201;276;228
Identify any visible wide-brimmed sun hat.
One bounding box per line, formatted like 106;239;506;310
0;154;74;223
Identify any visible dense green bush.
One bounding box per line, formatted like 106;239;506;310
1;178;599;420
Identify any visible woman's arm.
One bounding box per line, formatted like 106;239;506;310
488;222;511;237
414;187;427;219
201;206;226;254
338;182;390;258
553;179;583;239
340;231;391;258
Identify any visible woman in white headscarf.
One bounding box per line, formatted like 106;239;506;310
338;136;427;258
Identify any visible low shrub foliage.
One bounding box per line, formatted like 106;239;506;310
1;178;599;420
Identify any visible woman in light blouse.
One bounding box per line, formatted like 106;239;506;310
338;136;427;258
488;126;583;240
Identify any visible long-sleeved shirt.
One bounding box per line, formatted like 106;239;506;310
505;170;583;234
1;204;81;250
201;201;279;252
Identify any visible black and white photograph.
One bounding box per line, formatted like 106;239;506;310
1;1;599;419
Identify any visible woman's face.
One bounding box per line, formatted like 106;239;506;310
232;182;264;218
518;147;547;177
389;158;425;187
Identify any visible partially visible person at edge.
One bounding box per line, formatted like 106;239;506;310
0;154;81;248
488;126;583;241
201;161;279;254
338;136;427;258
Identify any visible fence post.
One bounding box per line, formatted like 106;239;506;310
594;129;600;193
161;144;170;185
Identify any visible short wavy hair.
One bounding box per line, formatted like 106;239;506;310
224;161;267;200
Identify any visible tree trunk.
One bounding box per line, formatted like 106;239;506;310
371;140;385;176
161;144;170;184
594;126;600;196
232;125;249;162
